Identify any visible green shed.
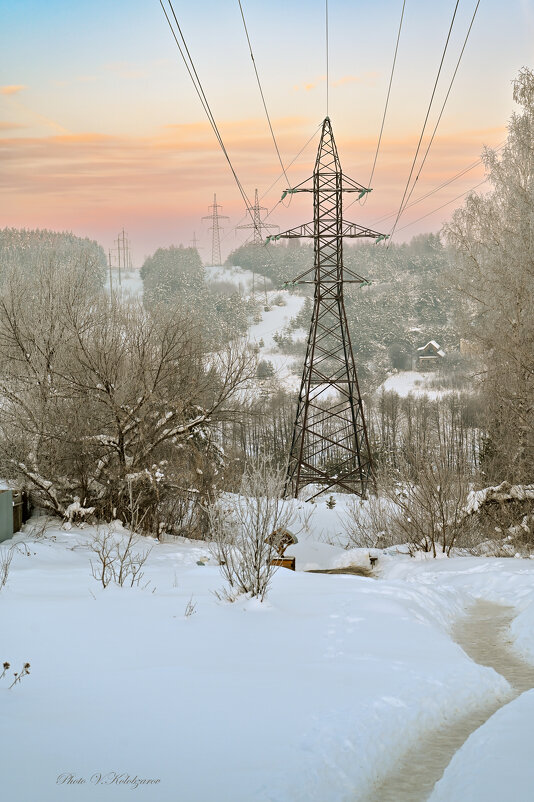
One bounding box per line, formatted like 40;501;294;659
0;489;14;542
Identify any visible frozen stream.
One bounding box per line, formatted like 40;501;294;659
362;600;534;802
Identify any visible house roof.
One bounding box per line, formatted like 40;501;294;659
417;340;446;357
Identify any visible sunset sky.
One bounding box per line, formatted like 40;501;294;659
2;0;534;264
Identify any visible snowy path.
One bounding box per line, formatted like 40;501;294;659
363;600;534;802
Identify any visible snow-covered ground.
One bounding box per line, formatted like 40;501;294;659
108;261;307;388
205;262;307;388
105;268;144;299
378;370;450;400
2;498;534;802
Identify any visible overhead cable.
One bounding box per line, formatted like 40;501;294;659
237;0;291;189
394;177;488;234
159;0;255;225
370;139;503;227
395;0;482;223
388;0;460;245
350;0;405;212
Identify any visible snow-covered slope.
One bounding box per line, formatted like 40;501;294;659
2;514;534;802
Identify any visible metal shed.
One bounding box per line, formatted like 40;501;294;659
0;488;14;543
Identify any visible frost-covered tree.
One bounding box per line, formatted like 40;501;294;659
0;245;254;534
141;245;256;346
0;228;106;289
443;68;534;481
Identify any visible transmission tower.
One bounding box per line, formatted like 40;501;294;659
113;228;133;285
236;189;279;244
202;194;228;266
274;117;388;501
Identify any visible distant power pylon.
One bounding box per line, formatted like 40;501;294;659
191;231;200;251
275;117;388;501
112;228;133;286
236;188;279;244
202;194;228;266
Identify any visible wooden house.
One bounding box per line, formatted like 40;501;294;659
416;340;445;370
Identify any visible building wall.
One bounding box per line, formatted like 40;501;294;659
0;489;14;542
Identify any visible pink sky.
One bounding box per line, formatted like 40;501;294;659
2;1;533;263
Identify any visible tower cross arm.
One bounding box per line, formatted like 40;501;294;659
267;222;315;241
342;221;389;241
280;175;372;202
270;221;388;243
202;213;229;223
341;174;372;196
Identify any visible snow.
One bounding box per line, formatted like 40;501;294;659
429;690;534;802
205;263;258;292
378;370;449;400
105;268;144;299
2;506;534;801
206;263;307;386
464;481;534;514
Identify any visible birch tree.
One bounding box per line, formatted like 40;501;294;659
444;68;534;481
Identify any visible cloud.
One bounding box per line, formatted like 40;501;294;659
0;122;26;131
293;73;379;92
53;76;97;88
102;62;148;80
1;85;27;96
1;119;505;253
293;76;326;93
332;72;379;88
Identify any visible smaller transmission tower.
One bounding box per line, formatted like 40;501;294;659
236;188;279;243
113;228;133;285
202;194;228;266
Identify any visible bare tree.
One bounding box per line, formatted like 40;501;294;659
0;254;255;533
387;459;471;557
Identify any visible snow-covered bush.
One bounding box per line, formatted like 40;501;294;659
207;458;294;601
89;527;151;589
341;494;399;550
388;462;472;557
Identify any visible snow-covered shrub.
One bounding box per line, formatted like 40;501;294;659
341;494;399;550
89;527;151;589
0;545;14;590
207;458;294;601
387;462;471;557
461;482;534;554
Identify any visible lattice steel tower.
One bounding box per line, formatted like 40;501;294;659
273;117;387;500
202;194;228;266
236;188;279;243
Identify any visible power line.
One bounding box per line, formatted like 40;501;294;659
363;0;406;202
394;177;488;234
395;0;482;224
159;1;256;226
222;123;322;244
388;0;460;245
369;140;504;227
237;0;291;190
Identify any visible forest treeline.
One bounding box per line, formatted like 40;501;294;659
227;232;457;381
141;244;257;347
